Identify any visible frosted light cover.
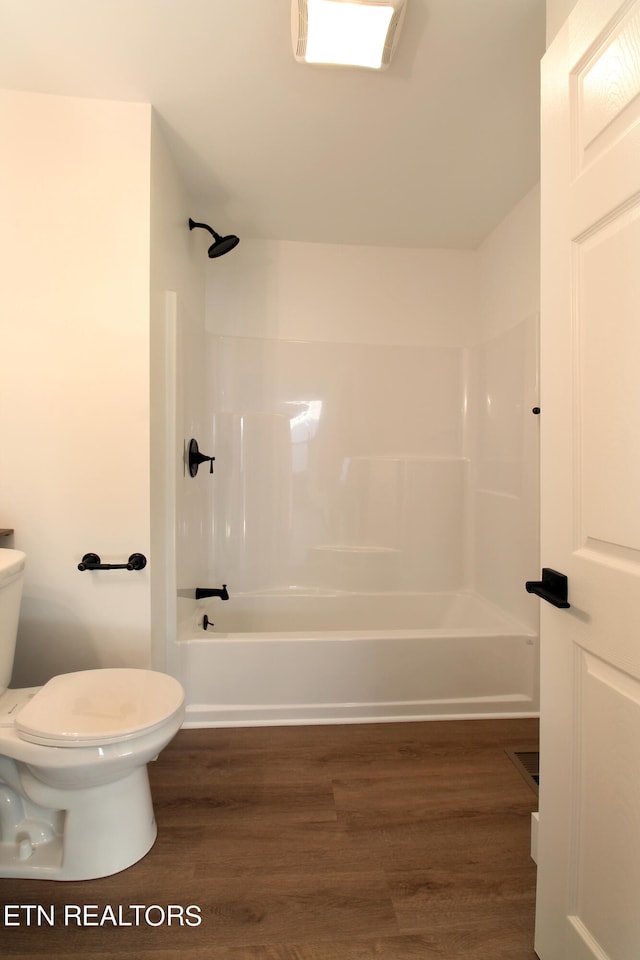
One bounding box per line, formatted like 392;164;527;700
293;0;406;70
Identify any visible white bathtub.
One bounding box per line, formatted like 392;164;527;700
178;591;538;727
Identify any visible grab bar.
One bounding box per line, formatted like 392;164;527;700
78;553;147;571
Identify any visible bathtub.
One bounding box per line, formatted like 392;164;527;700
178;590;538;727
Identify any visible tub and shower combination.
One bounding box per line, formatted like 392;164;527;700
174;320;540;728
181;589;536;727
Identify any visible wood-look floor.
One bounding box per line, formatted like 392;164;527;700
0;718;539;960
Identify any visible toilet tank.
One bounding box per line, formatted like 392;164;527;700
0;549;26;694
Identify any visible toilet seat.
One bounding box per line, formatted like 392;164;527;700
15;668;184;747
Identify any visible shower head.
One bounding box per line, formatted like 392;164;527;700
188;218;240;258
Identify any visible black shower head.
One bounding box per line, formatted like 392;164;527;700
208;233;240;258
189;218;240;258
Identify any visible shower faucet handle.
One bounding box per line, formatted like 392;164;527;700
188;438;215;477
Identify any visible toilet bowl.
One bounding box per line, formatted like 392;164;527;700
0;549;185;880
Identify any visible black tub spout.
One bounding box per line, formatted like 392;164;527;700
195;584;229;601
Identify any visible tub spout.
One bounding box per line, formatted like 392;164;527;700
195;584;229;601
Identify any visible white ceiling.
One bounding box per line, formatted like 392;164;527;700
0;0;546;249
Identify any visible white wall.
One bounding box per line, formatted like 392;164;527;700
149;114;206;672
475;185;540;344
207;239;476;346
470;185;540;627
0;90;153;686
546;0;579;45
1;91;202;687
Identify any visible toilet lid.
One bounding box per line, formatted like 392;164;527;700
15;669;184;747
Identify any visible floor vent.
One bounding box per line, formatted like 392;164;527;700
506;749;539;795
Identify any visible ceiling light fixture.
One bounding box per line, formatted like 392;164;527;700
292;0;407;70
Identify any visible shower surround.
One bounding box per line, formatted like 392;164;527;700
208;336;466;595
173;207;540;726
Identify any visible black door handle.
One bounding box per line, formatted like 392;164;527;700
525;568;570;608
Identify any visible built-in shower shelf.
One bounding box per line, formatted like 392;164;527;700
312;545;400;554
476;488;519;502
309;544;401;591
0;529;14;537
347;455;468;462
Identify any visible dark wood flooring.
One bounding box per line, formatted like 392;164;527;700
0;718;539;959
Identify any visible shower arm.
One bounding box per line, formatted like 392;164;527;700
188;218;221;242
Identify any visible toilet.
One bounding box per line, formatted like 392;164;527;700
0;548;185;880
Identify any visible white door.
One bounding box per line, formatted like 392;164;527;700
535;0;640;957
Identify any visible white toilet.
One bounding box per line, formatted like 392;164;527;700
0;548;184;880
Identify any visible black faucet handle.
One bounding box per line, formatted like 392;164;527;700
188;439;215;477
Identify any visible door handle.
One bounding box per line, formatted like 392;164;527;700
525;568;570;608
